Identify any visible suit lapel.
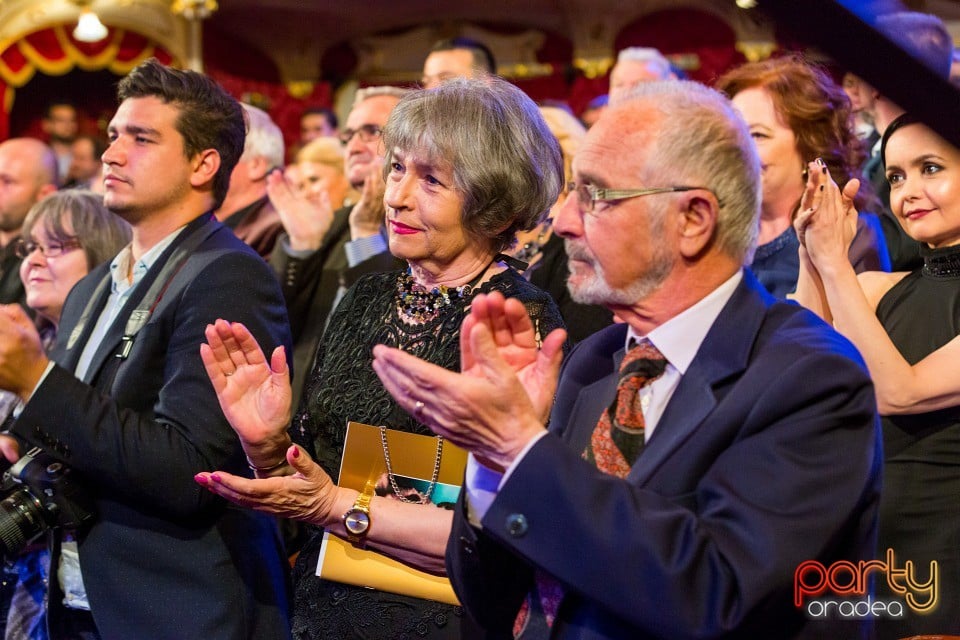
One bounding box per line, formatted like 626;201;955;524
77;213;219;385
57;269;112;374
629;272;772;485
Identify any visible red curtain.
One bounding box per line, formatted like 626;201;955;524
0;25;173;139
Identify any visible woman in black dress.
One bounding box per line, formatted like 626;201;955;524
794;114;960;637
195;77;566;639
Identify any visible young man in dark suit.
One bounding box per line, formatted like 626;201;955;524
0;59;292;640
372;80;882;639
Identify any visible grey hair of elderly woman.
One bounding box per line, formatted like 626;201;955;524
22;189;132;269
381;76;564;253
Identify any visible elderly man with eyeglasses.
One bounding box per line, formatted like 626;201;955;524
371;81;883;639
268;85;409;410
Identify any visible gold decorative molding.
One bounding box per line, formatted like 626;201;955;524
0;0;187;65
574;56;613;79
169;0;217;20
735;40;777;63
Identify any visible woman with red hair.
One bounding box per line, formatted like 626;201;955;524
716;55;889;297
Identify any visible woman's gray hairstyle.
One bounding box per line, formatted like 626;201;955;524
22;190;131;270
619;80;762;264
381;77;564;253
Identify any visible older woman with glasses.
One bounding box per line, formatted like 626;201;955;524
1;189;130;640
195;77;567;640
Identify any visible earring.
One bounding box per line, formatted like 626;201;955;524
801;167;809;181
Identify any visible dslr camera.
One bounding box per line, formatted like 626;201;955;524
0;447;95;559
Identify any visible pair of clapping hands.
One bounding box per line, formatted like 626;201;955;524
195;293;566;524
794;157;861;269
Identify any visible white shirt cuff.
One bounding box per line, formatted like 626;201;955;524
464;431;549;527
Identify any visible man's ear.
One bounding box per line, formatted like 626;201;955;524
677;192;719;258
245;155;271;181
190;149;221;189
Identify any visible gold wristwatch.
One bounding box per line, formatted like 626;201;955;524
342;486;373;546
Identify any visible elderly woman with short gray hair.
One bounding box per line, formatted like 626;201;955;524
195;77;567;639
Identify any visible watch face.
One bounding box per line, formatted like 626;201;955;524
344;509;370;535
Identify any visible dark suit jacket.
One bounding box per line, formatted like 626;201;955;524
271;207;403;411
11;214;293;640
448;272;881;639
222;194;284;260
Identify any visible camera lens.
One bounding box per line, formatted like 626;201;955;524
0;486;50;558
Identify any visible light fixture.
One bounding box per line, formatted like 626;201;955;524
736;0;757;8
73;9;108;42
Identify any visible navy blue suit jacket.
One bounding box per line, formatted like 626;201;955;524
448;272;881;639
11;215;293;640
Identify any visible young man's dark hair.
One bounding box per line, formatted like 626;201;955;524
429;37;497;75
301;106;338;131
117;58;245;209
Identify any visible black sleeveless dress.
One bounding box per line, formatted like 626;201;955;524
874;245;960;638
288;269;565;640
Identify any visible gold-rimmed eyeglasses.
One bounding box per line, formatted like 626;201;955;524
566;182;721;214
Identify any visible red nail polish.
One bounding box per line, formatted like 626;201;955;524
211;473;221;483
292;447;300;458
194;474;207;484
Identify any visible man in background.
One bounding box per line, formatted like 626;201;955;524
608;47;676;102
270;86;408;410
40;102;78;183
63;135;107;190
216;103;285;259
0;139;58;308
421;36;496;88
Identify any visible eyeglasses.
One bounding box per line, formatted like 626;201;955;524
338;124;383;146
14;238;82;259
566;182;720;214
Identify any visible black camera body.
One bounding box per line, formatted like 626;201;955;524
0;447;96;559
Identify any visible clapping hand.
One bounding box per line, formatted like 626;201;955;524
349;161;387;239
195;444;339;525
200;319;293;467
794;158;860;273
267;168;334;252
372;292;566;470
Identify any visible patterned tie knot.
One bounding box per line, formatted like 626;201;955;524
620;340;667;380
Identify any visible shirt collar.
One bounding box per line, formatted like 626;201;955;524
109;225;186;291
627;270;743;374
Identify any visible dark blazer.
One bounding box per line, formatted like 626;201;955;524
11;214;293;640
222;194;284;260
271;207;403;411
448;272;881;640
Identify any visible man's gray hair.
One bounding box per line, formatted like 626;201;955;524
620;81;761;264
382;77;563;253
354;86;413;107
240;103;284;168
615;47;673;80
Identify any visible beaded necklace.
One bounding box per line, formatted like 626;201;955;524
395;260;494;324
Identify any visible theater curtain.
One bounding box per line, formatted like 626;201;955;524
0;25;173;139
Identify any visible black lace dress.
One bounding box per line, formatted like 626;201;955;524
289;268;565;640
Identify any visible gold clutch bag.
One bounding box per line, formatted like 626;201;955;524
316;421;467;605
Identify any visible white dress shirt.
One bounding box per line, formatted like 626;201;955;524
465;270;744;526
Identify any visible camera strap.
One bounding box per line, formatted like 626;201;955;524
67;214;217;361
